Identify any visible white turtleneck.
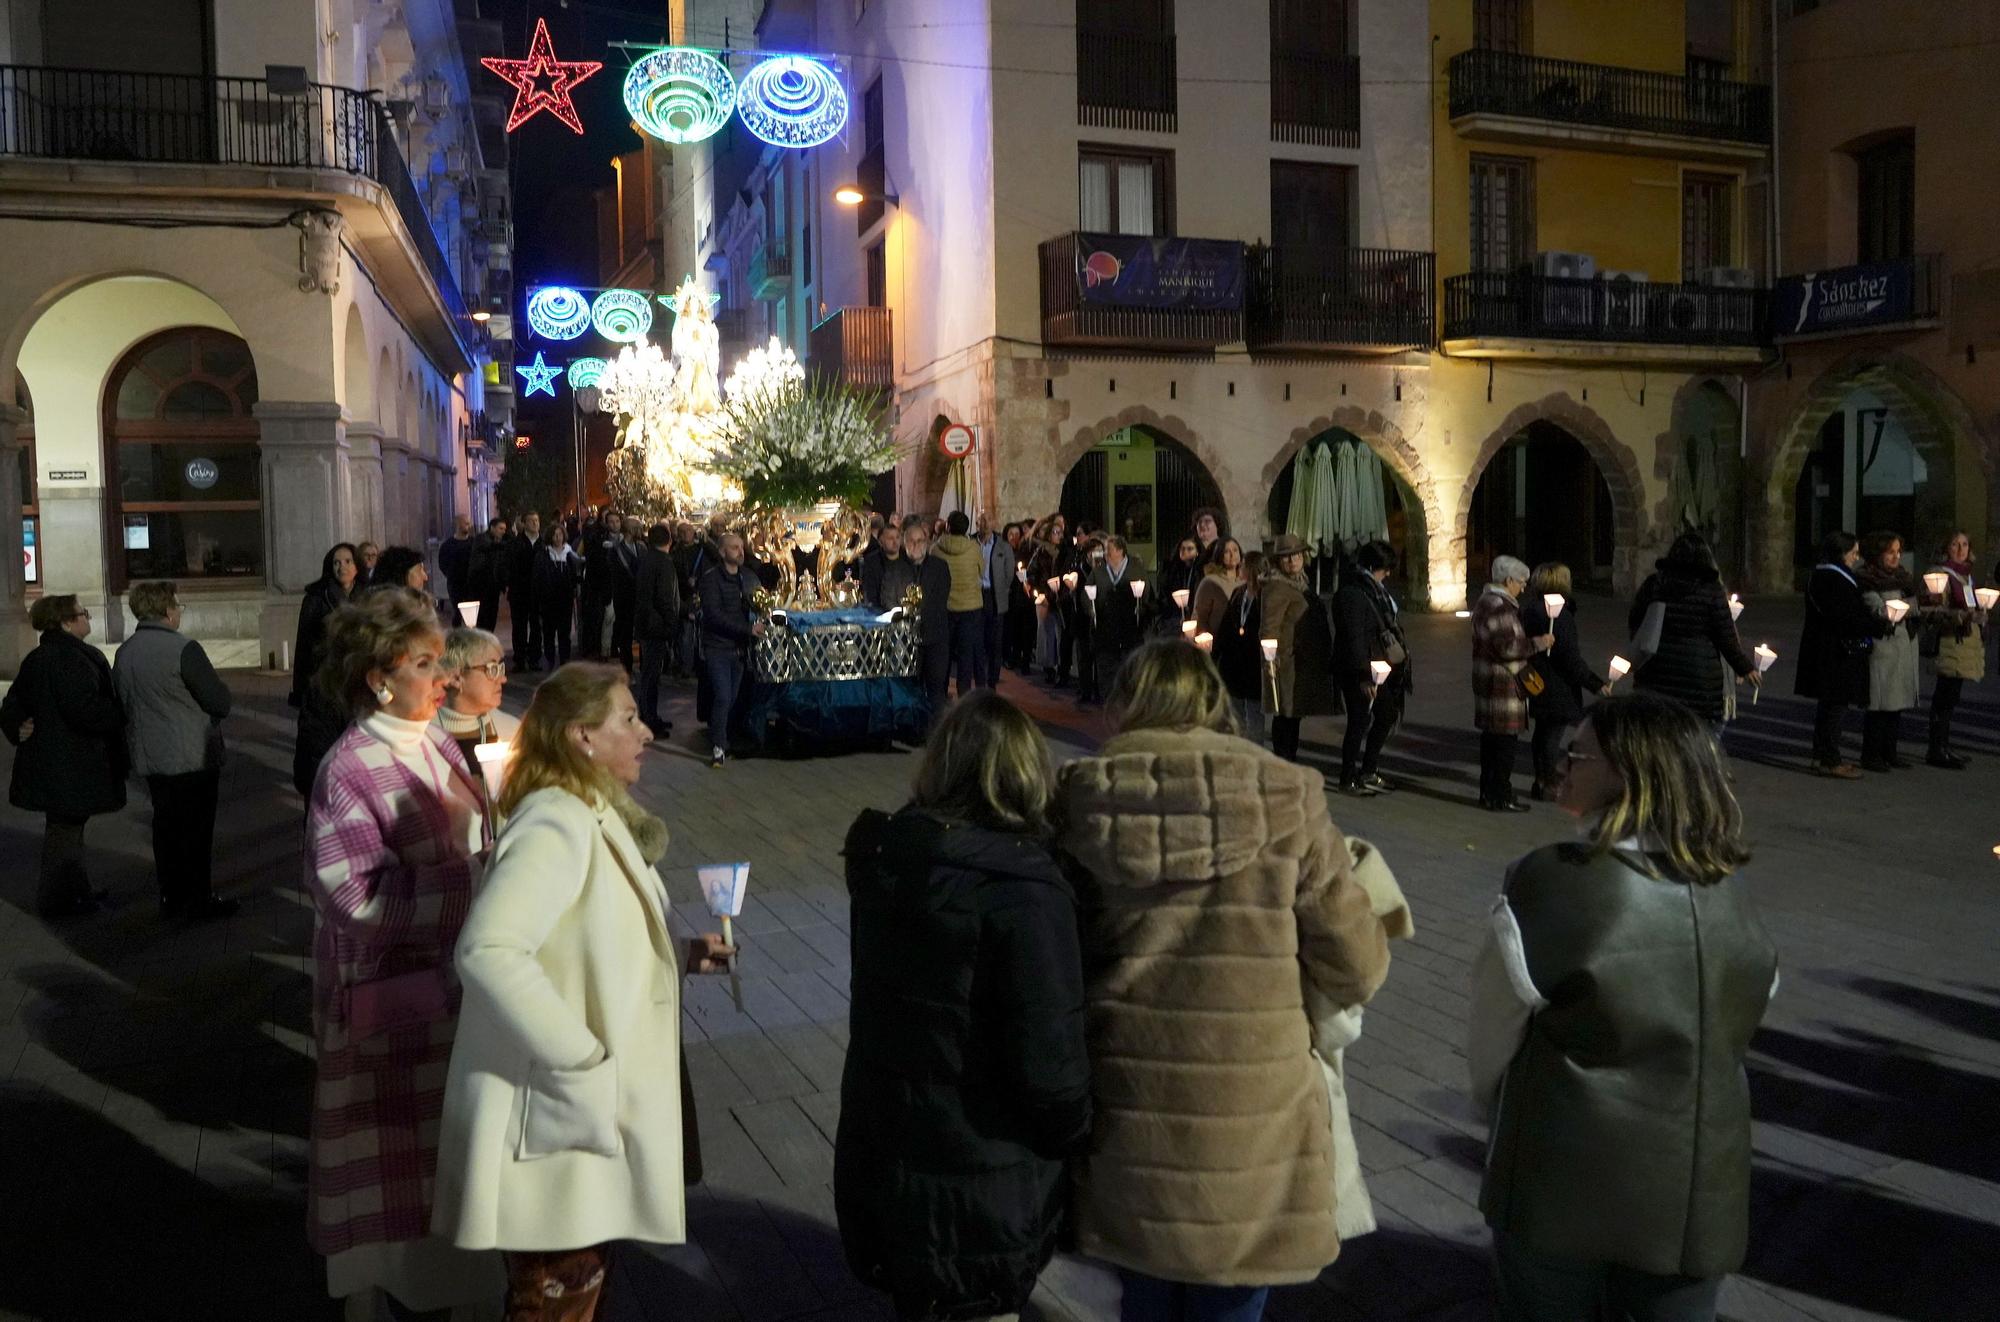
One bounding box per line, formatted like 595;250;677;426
361;708;485;856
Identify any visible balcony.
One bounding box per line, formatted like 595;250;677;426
1077;29;1176;133
1272;50;1359;149
809;306;894;393
1448;49;1770;162
1772;254;1942;341
1040;232;1245;353
1247;246;1433;353
751;245;792;301
0;64;472;362
1442;270;1768;364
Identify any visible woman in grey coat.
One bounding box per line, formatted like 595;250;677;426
112;581;237;921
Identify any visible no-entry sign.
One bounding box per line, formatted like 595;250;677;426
937;424;976;459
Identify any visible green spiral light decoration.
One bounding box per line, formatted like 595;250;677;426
590;289;654;343
623;47;736;146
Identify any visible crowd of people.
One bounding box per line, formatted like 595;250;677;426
0;490;1989;1322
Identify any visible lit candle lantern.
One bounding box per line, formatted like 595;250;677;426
1047;577;1061;594
1193;632;1214;652
1181;619;1197;637
1371;660;1392;685
1923;571;1949;597
457;600;479;628
1172;588;1190;611
1977;587;2000;611
1607;655;1632;682
473;741;512;798
1085;584;1097;601
1129;579;1146;599
1753;644;1777;672
1728;594;1743;621
1883;598;1910;624
1543;593;1564;619
1260;637;1279;663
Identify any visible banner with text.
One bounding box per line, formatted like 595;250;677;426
1773;260;1918;337
1076;233;1245;311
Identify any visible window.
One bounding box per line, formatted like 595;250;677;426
1271;0;1358;147
1079;146;1171;236
1856;134;1915;263
1474;0;1530;53
1682;172;1735;277
1273;0;1347;53
1470;155;1535;272
865;241;887;309
857;77;886;235
1077;0;1176;132
1272;161;1354;257
104;328;263;586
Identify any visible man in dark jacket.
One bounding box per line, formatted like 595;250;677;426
1331;541;1414;797
1628;532;1758;727
633;522;682;739
609;520;642;671
1795;530;1888;777
835;798;1091;1321
579;510;623;659
899;518;954;718
697;532;766;766
437;514;475;619
859;521;907;609
466;517;509;631
1086;535;1153;697
1;594;127;916
506;511;542;670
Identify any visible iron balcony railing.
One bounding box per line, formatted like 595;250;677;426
1443;270;1767;347
1077;29;1177;133
1039;232;1244;352
751;245;792;300
1272;50;1360;148
809;306;894;393
1247;245;1434;351
1448;48;1771;145
0;64;468;323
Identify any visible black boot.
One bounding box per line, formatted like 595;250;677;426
1928;714;1969;769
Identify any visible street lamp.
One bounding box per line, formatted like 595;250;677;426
834;183;898;209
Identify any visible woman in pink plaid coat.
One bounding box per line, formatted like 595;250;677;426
304;588;501;1315
1471;556;1552;813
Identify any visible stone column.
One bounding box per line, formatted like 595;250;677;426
255;401;348;668
0;405;30;674
381;432;417;548
345;422;386;548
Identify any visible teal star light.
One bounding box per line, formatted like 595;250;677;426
516;351;561;397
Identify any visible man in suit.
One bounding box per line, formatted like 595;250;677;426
608;519;642;671
506;512;542;670
900;516;954;721
438;514;475;620
579;510;623;660
466;516;508;631
974;511;1016;688
1087;534;1153;697
632;522;682;739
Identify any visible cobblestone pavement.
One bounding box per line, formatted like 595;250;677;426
0;598;1995;1321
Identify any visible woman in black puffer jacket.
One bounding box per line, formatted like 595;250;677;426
1629;532;1758;726
836;691;1091;1322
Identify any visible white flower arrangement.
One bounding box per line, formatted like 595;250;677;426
704;337;902;509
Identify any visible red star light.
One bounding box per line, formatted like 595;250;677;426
481;17;603;135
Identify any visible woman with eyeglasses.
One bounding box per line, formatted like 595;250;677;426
1;594;127;917
438;629;519;811
1469;693;1777;1322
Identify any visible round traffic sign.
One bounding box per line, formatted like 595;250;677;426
937;423;975;460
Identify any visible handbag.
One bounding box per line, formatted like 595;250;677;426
1514;657;1548;699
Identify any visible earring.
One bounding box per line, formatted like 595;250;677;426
585;746;594;759
375;685;394;706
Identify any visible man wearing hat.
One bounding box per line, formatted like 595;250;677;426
1260;533;1339;763
1471;554;1553;811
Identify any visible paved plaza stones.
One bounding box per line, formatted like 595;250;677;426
0;599;1995;1320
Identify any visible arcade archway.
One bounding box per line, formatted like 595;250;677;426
1267;428;1426;599
1466;422;1618;591
1057;424;1225;568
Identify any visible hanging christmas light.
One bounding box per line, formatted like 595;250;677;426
516;351;562;397
590;288;654;342
566;356;609;390
525;286;591;340
623;47;735;145
480;17;603;135
736;55;849;149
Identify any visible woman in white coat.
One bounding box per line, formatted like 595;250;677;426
433;662;732;1321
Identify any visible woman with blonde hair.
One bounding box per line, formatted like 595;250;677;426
1061;640;1392;1321
1519;562;1610;800
836;690;1091;1322
304;587;496;1318
1470;692;1777;1321
434;663;731;1322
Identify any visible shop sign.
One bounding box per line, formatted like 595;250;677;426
184;457;220;490
1774;260;1917;336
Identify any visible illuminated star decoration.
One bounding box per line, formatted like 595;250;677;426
480;17;603;135
516;351;562;397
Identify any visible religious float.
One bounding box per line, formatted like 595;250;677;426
598;279;922;749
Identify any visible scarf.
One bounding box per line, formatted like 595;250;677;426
1855;561;1919;597
1935;559;1977;609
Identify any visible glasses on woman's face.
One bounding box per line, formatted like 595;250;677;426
472;658;506;680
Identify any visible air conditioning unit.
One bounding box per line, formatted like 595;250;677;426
1537;250;1597;280
1664;292;1710;332
1599;271;1650;335
1703;266;1756;289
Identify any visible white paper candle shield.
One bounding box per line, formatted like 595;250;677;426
1371;660;1392;684
1753;644;1777;672
1884;598;1910;624
1016;566;1028;584
1064;571;1080;589
1978;587;2000;611
1543;593;1564;619
457;600;479;627
1033;592;1046;607
1129;580;1146;599
1607;655;1632;681
1923;572;1949;597
1193;632;1213;652
697;862;751;918
1047;577;1061;594
1728;594;1743;621
1181;619;1197;637
472;741;512;798
1084;584;1097;601
1260;637;1279;663
1172;588;1190;610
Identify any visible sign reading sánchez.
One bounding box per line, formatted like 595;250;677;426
1773;259;1920;337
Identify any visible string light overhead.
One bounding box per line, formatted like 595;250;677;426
622;46;736;145
566;357;609;390
516;351;562;397
480;17;603;134
736;55;849;149
526;285;592;340
590;288;655;342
